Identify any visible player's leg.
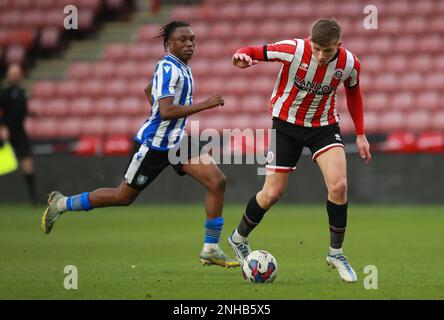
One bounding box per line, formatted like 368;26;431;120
315;146;357;282
179;154;239;267
229;118;301;262
228;171;289;262
41;142;164;234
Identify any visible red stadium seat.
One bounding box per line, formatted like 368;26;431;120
416;91;440;110
127;79;149;97
70;98;93;116
78;0;102;11
94;97;118;116
93;62;115;79
45;98;69;117
391;92;414;110
58;118;82;138
104;44;126;61
32;118;59;138
105;117;132;135
56;81;78;98
432;111;444;130
366;93;388;111
40;27;60;49
411;55;432;72
67;63;92;79
5;44;25;64
363;111;380;134
131;116;147;134
118;97;145;115
32;81;56;99
103;135;132;156
77;9;95;31
425;74;444;90
115;62;139;79
79;80;104;97
405;111;431;131
81;117;106;135
28;99;46;116
380;111;405;132
104;79;127;98
138;24;161;42
74;136;102;156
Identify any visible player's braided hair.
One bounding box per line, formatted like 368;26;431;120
155;21;191;51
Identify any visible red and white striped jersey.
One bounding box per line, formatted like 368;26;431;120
266;38;360;127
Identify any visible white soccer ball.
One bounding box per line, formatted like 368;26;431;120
242;250;278;283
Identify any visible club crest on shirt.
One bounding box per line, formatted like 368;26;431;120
267;151;275;163
299;63;309;71
334;69;344;79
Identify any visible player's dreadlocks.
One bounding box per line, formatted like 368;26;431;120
155;21;191;51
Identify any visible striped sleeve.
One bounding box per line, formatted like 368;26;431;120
156;62;179;99
264;39;297;63
344;54;360;88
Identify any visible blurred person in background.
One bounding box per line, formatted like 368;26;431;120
0;63;38;204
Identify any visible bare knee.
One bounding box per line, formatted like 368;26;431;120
260;187;284;208
328;177;348;202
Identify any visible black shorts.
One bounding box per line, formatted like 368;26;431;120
10;130;32;159
266;117;345;173
123;136;203;190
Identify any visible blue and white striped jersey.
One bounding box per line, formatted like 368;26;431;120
135;54;194;150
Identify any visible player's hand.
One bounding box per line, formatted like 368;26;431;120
0;126;9;142
232;53;258;69
204;94;224;109
356;134;371;164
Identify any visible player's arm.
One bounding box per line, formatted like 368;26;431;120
144;81;153;106
233;41;296;69
232;46;264;69
345;83;371;164
158;95;224;121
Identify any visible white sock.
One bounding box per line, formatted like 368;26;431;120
56;197;68;212
232;229;248;243
203;243;219;252
329;247;343;256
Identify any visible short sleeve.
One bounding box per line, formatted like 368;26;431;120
156;62;180;99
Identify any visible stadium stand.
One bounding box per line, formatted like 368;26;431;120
20;0;444;154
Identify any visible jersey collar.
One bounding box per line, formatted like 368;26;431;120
167;54;191;70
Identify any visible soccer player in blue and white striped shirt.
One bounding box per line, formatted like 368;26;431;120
41;21;239;268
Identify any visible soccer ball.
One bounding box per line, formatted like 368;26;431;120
242;250;278;283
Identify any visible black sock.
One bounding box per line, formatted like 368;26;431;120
327;200;348;249
24;173;37;201
237;195;268;237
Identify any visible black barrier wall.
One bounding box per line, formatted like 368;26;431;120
0;154;443;204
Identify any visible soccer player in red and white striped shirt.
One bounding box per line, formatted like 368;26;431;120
228;18;371;282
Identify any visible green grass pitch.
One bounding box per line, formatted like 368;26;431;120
0;204;443;300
